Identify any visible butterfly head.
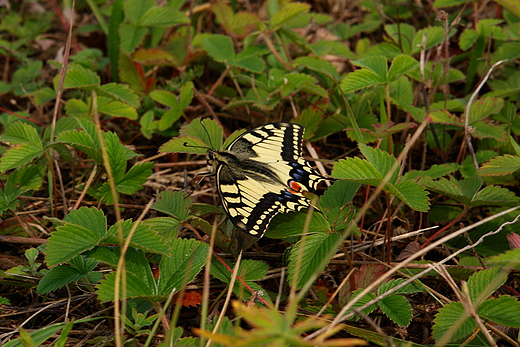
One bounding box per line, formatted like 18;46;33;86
206;149;216;163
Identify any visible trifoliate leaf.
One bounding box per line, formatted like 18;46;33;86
288;232;340;289
478;154;520;176
432;302;476;343
380;295;412;327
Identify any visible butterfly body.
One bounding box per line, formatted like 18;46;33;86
207;122;326;238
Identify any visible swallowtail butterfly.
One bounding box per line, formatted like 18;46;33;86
207;122;326;238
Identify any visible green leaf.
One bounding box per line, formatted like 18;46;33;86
468;97;504;123
56;129;102;164
212;3;259;37
98;100;138;119
353;55;388;80
432;302;476;343
11;60;44;96
387;54;419;81
492;41;520;63
280;72;320;97
211;258;268;284
159;136;209;154
411;27;445;55
509;135;520;156
350;289;378;318
385;23;415;54
159;118;223;154
179;81;194;109
332;144;398;184
211;2;234;32
124;0;155;24
471;185;519;206
269;2;310;31
143;217;180;239
392;180;430;212
116;162;154;195
332;146;428;212
403;163;458;181
139;110;156;139
488;248;520;270
267;210;330;238
340;68;385;93
104;219;169;255
37;256;99;294
96;83;140;108
156;238;209;295
1;121;42;146
3;322;80;347
288;232;340;289
293;56;339;78
470;120;506;141
97;270;157;302
210;258;268;297
421;176;482;205
0;81;12;94
152;191;191;221
157;113;177;132
63;207;107;235
332;157;383;184
3;165;45;202
379;295;412;327
478;154;520;176
119;23;147;55
138;6;189;26
390;76;414;107
63;64;100;89
46;224;103;266
378;278;424;296
200;34;235;63
478;295;520;328
467;267;507;306
319;180;359;231
459;29;478;50
359;144;399;184
105;132;128;182
45;208;108;266
150;90;180;108
64;98;89;116
0;143;45;172
233;54;265;73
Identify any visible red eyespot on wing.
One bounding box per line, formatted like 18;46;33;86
288;180;302;194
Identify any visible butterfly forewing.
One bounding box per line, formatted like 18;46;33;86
210;122;326;238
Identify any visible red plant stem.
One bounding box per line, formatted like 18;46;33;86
0;107;47;127
420;205;469;249
183;223;270;307
46;0;81;52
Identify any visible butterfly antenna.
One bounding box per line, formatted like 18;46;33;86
182;141;210;151
200;117;216;149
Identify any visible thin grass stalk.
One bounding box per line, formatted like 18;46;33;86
306;205;520;340
92;92;126;346
206;251;243;347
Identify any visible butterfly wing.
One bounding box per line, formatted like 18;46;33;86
214;122;326;238
227;123;325;193
216;164;309;237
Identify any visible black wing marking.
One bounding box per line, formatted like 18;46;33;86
211;122;327;238
216;163;311;237
228;123;325;192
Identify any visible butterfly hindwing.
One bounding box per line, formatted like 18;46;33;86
209;122;326;238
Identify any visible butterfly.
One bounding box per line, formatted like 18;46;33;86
207;122;327;238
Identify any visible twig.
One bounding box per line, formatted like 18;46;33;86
464;59;508;170
305;205;520;340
